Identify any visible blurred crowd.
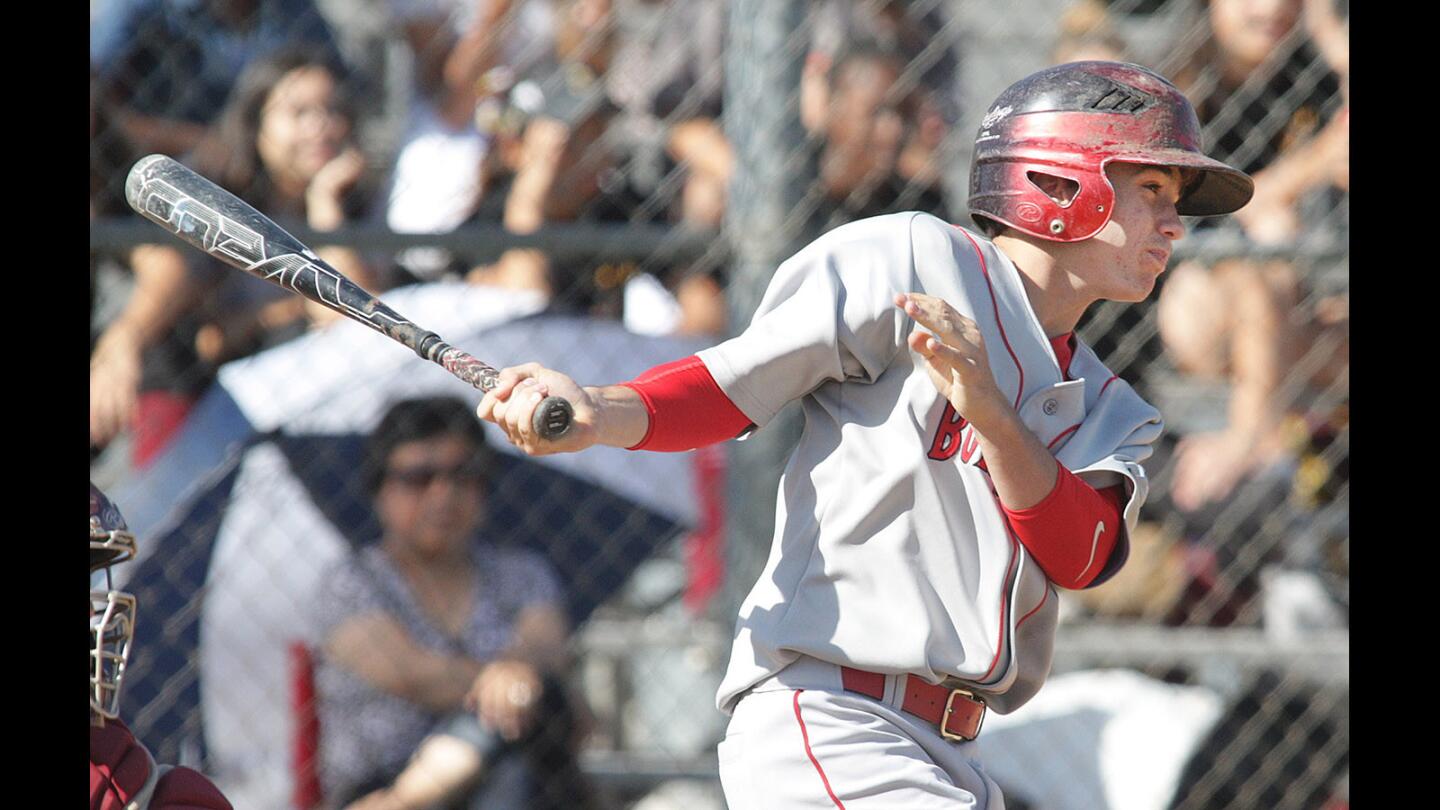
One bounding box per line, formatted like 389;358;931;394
91;0;969;468
90;1;1348;808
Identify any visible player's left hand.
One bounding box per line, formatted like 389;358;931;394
465;659;543;741
478;363;599;455
897;293;1009;425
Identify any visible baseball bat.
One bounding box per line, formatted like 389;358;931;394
123;154;573;440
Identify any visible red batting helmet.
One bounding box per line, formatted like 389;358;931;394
968;61;1254;242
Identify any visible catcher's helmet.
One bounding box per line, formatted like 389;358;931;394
968;61;1253;242
91;482;138;722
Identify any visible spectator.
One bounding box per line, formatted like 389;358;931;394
803;0;960;129
89;48;381;466
1142;0;1348;626
89;69;210;465
91;70;142;424
603;0;729;226
381;0;559;281
808;41;949;232
91;0;343;157
1157;0;1348;516
1052;0;1131;64
600;0;732;334
465;81;642;301
802;0;957;202
1170;0;1345;189
313;397;594;810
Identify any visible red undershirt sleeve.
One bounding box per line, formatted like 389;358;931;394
1001;330;1128;589
1003;463;1127;590
617;355;753;452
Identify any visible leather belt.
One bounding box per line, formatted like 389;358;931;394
840;666;986;742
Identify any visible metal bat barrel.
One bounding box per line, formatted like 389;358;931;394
123;154;573;440
124;155;428;348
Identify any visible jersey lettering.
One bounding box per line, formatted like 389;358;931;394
960;427;981;464
927;403;984;467
927;403;966;460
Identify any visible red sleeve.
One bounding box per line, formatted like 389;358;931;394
152;767;235;810
618;355;752;452
1002;464;1127;589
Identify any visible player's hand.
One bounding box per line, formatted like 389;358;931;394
897;293;1009;426
465;659;542;741
476;363;598;455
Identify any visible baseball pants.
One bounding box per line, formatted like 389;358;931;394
718;660;1004;809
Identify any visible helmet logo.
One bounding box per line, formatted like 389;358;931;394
1015;202;1044;223
1090;79;1156;114
980;105;1014;130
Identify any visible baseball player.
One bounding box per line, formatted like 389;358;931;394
91;482;234;810
477;61;1253;808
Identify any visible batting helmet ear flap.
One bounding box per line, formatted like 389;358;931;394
972;158;1118;241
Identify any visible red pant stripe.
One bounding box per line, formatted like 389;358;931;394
792;689;847;809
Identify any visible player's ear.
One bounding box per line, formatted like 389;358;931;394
1026;171;1080;206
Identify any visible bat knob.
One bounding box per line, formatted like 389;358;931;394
534;397;574;441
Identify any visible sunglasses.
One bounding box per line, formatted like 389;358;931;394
384;461;488;489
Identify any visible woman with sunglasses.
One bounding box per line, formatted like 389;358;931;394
311;397;594;810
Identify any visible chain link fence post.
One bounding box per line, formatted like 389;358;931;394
718;0;814;621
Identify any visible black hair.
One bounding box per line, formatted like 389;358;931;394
363;397;494;496
973;215;1008;238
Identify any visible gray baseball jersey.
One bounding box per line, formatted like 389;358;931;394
701;212;1163;716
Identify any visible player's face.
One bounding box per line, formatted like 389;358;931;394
256;66;350;188
1074;163;1187;303
375;434;487;560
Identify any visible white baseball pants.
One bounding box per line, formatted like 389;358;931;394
718;662;1004;809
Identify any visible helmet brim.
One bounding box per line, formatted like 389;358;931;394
1111;149;1255;216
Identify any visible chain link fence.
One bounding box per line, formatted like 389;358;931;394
91;0;1347;808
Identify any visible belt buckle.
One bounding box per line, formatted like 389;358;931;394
941;687;985;742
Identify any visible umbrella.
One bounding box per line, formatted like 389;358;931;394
109;282;721;808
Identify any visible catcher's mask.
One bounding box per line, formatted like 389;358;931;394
91;482;137;723
969;60;1253;242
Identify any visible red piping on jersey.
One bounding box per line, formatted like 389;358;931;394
1099;375;1119;397
1017;587;1050;628
1047;424;1080;450
979;533;1022;684
956;228;1023;410
793;690;847;809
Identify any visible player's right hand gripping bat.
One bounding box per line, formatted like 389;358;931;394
124;154;573;440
